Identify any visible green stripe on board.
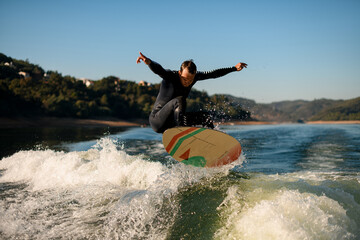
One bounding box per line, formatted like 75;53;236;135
170;128;206;156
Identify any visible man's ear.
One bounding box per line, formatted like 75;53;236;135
178;70;182;76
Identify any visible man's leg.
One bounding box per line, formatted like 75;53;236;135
173;96;186;127
149;97;185;133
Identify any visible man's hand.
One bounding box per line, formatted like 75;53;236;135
235;62;248;71
136;52;151;65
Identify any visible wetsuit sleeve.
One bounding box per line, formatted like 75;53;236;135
148;61;173;79
196;67;237;81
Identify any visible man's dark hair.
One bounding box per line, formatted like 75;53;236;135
180;60;197;74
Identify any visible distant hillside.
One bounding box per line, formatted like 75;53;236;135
310;97;360;121
266;99;342;122
223;95;359;122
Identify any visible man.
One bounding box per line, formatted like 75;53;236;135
136;52;247;133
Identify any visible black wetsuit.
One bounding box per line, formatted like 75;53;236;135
148;60;237;133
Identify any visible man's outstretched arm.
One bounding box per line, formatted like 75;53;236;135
136;52;171;79
196;62;247;81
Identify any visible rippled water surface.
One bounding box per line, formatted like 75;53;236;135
0;124;359;239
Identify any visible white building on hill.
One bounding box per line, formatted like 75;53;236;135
78;78;94;87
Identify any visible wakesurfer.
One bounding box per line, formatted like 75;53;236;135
136;52;247;133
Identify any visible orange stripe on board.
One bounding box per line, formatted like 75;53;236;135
165;127;198;152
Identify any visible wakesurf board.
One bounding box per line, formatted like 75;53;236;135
162;127;241;167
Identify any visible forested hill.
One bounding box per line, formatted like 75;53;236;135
224;95;360;122
310;97;360;121
0;53;251;121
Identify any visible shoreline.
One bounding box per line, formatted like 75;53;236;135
219;121;281;125
305;120;360;124
0;117;142;128
1;117;359;128
224;120;360;125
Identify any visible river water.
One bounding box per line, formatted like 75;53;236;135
0;124;359;239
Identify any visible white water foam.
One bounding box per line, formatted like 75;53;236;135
0;138;164;191
215;172;359;240
0;137;240;239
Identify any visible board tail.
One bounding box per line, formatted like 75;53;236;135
209;143;242;167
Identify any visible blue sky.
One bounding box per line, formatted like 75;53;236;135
1;0;359;103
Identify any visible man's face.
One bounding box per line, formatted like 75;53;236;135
179;68;195;87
